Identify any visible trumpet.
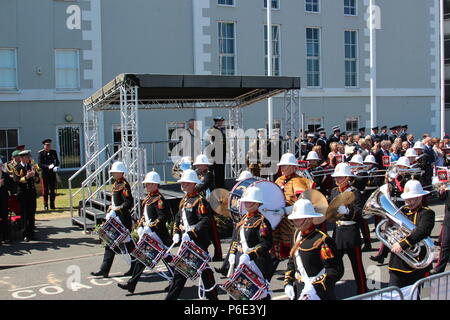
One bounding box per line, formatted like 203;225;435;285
361;167;423;179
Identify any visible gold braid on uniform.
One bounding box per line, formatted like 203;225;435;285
284;270;295;285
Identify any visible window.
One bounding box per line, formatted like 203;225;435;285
445;35;450;64
344;30;358;87
57;125;81;169
218;0;234;6
264;25;280;76
306;28;320;87
305;0;319;13
346;117;359;134
0;129;18;163
218;22;236;75
0;48;17;90
445;0;450;19
55;49;80;90
264;0;279;9
307;118;322;134
344;0;356;16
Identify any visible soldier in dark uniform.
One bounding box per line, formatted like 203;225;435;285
206;116;226;189
388;126;399;143
0;161;15;244
306;151;326;193
306;133;315;152
316;128;330;160
358;127;366;138
388;180;435;287
328;126;341;145
284;199;344;300
432;186;450;274
118;170;173;294
412;142;433;190
193;154;222;261
228;186;273;294
91;161;137;278
166;169;218;300
13;150;39;242
399;125;408;142
371;126;380;142
5;150;21;178
38;139;60;210
380;126;389;141
329;162;367;295
338;132;347;146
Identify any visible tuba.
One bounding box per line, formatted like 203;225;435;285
363;186;435;269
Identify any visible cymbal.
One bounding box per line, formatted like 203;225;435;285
326;191;356;223
300;189;328;225
208;188;230;218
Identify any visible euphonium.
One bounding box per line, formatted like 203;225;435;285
363;186;434;269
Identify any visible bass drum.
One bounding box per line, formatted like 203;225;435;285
228;178;286;229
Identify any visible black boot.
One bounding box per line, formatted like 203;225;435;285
91;270;109;277
122;260;137;277
117;282;136;294
369;255;385;264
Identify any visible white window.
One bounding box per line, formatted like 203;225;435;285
218;0;234;6
344;0;357;16
0;129;19;162
344;30;358;87
264;0;280;9
264;25;281;76
55;49;80;90
306;27;321;87
218;22;236;75
346;117;359;134
305;0;319;13
0;48;17;90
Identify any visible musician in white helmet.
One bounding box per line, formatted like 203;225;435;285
228;185;273;295
192;153;222;262
284;199;343;300
91;161;137;278
388;180;435;288
329;162;367;295
166;169;218;300
117;170;173;294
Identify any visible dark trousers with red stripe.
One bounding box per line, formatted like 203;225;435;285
434;223;450;273
359;219;372;249
337;247;368;295
210;216;222;260
42;173;56;207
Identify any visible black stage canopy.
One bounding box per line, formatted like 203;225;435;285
84;73;301;110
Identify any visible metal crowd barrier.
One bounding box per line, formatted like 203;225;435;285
408;271;450;300
345;286;404;300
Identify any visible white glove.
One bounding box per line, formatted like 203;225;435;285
49;164;55;170
299;285;320;300
137;226;144;239
53;166;58;172
238;253;251;265
143;225;151;235
228;253;236;266
337;205;349;215
105;210;117;221
284;285;295;300
172;233;180;244
181;233;191;243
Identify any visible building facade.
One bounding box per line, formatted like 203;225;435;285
0;0;444;175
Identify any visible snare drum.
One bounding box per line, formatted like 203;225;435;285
131;233;168;270
221;263;270;300
98;217;130;250
228;178;286;229
169;241;211;280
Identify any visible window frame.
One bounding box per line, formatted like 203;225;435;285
264;24;281;76
345;116;359;135
344;29;359;88
0;48;18;91
217;0;235;7
0;128;20;163
55;124;83;170
263;0;280;10
305;0;320;14
218;21;237;76
305;27;322;88
344;0;357;16
55;48;81;91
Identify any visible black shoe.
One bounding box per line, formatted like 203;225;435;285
50;204;56;210
117;282;135;294
370;255;385;264
44;204;49;211
214;267;228;276
23;237;30;242
91;271;109;278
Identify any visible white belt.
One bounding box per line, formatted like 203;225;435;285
392;197;405;202
182;209;193;232
239;225;249;253
336;220;356;226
